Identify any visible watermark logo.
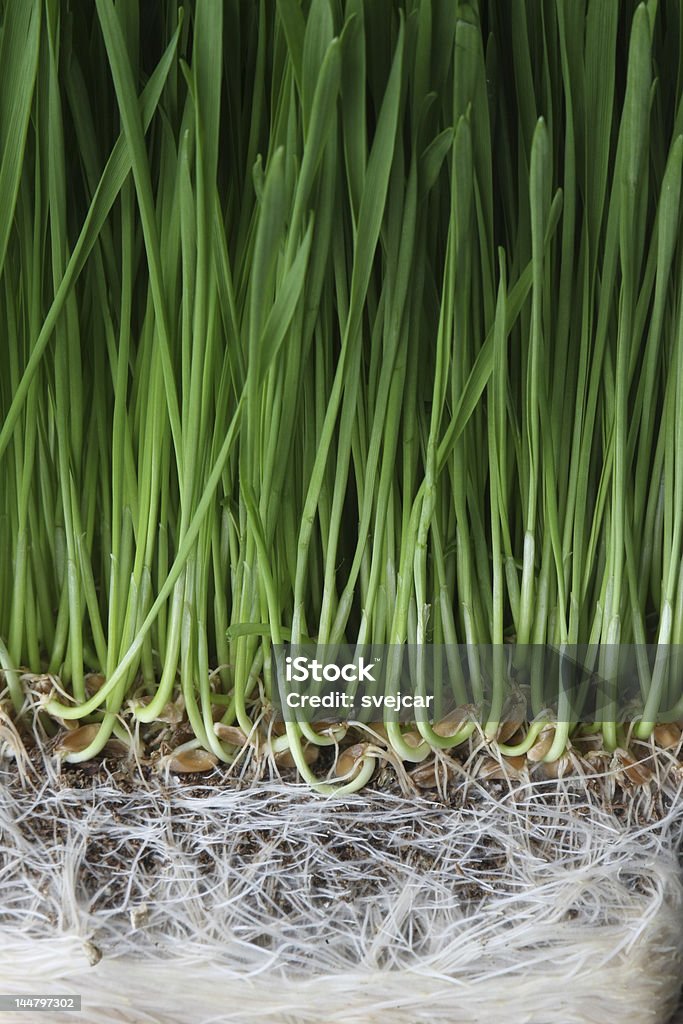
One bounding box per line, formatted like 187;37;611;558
285;655;377;683
271;644;683;725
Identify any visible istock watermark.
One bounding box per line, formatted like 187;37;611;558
274;646;439;720
271;644;683;725
281;653;428;712
284;655;379;684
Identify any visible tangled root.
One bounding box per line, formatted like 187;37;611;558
1;733;683;1023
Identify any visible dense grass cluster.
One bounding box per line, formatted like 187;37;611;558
2;0;683;788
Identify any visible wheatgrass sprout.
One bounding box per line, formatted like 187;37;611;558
3;4;683;1022
0;0;682;787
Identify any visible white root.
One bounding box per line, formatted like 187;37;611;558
0;741;682;1023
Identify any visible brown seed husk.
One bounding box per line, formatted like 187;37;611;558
168;748;218;774
159;701;185;725
264;720;287;737
364;723;389;743
477;755;522;780
274;743;319;768
214;723;249;746
503;753;527;771
335;742;370;780
537;755;570;779
57;724;101;754
136;695;185;724
496;692;527;743
410;757;459;789
433;706;472;738
499;727;525;747
527;726;556;762
409;760;438;788
497;716;526;744
104;737;131;756
615;749;652;786
573;732;606;752
653;723;682;750
84;673;106;695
